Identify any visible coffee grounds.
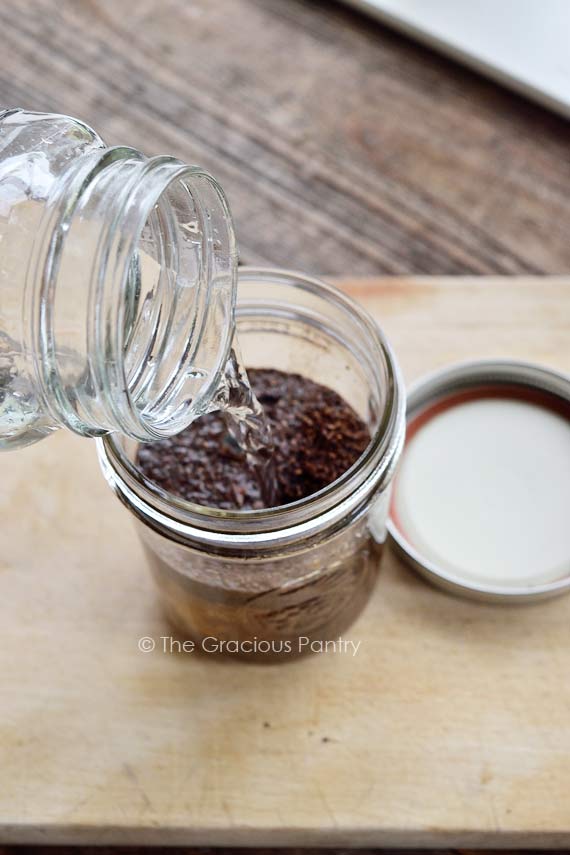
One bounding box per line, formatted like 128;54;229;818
137;368;371;510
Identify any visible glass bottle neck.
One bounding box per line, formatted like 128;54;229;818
28;146;237;440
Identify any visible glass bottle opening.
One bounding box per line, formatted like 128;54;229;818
0;108;237;449
111;161;237;440
47;154;237;441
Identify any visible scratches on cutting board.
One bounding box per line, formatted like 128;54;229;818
122;763;155;813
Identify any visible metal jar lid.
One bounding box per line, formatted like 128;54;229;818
387;359;570;602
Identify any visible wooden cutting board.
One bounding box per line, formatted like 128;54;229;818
2;277;570;847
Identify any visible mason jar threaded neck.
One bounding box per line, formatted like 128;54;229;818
28;146;237;441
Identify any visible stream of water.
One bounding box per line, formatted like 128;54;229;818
212;341;278;507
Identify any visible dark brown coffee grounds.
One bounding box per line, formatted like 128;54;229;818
137;368;371;510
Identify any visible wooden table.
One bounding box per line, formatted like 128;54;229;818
2;3;570;854
2;0;570;276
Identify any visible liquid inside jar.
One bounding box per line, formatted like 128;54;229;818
108;268;406;661
135;348;377;659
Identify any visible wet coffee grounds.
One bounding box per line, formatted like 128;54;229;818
137;368;371;510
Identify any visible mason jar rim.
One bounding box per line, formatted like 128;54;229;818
97;268;406;551
87;153;237;441
27;138;237;442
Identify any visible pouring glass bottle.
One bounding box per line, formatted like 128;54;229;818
0;108;237;450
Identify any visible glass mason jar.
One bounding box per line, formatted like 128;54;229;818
98;269;406;660
0;108;236;450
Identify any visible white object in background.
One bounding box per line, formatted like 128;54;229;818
343;0;570;118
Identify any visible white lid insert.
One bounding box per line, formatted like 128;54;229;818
388;360;570;602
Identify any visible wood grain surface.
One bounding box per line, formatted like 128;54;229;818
2;0;570;275
1;277;569;849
